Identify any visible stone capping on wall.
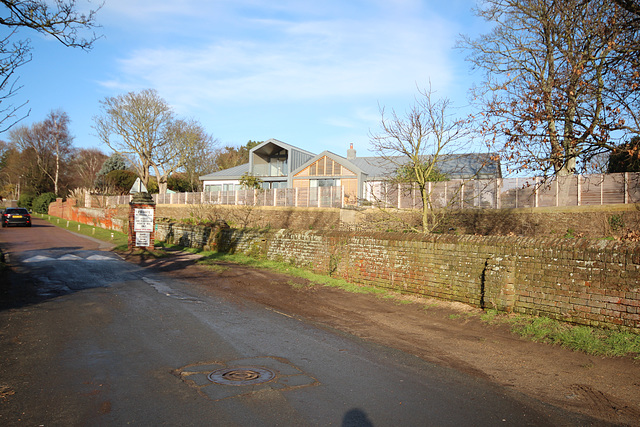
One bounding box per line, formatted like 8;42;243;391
154;222;640;332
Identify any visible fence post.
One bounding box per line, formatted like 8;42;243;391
444;181;448;208
625;172;629;204
534;177;538;208
515;178;519;208
555;177;559;207
577;175;582;206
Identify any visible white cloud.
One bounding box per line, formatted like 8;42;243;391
101;10;459;110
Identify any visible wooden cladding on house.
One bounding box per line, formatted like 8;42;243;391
296;156;356;177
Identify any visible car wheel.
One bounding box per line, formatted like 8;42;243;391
27;223;31;227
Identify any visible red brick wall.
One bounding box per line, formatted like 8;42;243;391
47;199;125;232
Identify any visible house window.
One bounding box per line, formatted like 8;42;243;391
261;181;287;190
311;179;341;187
205;184;222;192
269;148;288;176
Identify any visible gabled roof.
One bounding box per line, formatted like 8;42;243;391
292;150;367;177
251;138;315;157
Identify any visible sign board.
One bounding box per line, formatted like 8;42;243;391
135;232;150;247
134;208;154;232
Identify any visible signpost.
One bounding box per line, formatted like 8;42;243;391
128;179;156;250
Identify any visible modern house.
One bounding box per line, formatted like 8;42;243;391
199;138;501;205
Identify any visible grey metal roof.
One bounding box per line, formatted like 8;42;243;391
200;142;501;181
199;163;250;180
350;153;501;180
251;138;316;158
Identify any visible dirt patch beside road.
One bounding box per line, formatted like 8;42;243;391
124;250;640;426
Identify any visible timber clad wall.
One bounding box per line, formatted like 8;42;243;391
155;223;640;331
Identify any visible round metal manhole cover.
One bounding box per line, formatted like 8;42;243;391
208;367;275;386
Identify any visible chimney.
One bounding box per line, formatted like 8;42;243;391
347;143;356;160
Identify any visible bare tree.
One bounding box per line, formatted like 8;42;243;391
154;118;214;193
71;147;106;189
0;0;101;131
459;0;639;177
93;89;173;190
9;109;73;195
611;0;640;16
94;90;215;194
369;86;478;232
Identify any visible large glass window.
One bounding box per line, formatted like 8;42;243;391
269;149;288;176
205;184;222;192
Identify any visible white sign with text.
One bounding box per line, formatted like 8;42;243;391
134;208;154;232
136;232;151;247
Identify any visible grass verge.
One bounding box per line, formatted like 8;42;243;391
481;309;640;359
196;250;387;296
36;213;129;250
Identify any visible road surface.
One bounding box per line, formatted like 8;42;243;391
0;218;597;426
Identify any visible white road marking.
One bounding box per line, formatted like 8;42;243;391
21;253;117;263
22;255;55;263
86;254;116;261
59;254;82;260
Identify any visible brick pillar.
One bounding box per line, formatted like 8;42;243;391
128;192;156;251
483;255;516;312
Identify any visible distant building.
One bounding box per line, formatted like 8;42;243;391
199;138;501;204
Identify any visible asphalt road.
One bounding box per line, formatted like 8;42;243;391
0;218;595;426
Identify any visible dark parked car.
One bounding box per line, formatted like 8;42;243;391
2;207;31;227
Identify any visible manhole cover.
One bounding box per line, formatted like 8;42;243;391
208;367;275;386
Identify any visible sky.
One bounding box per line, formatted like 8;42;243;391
8;0;489;161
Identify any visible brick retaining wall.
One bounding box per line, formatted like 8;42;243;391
155;222;640;331
48;198;125;232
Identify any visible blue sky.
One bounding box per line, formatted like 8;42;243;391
9;0;487;160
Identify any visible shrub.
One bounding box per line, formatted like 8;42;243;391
105;170;136;195
32;192;57;214
18;193;35;210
